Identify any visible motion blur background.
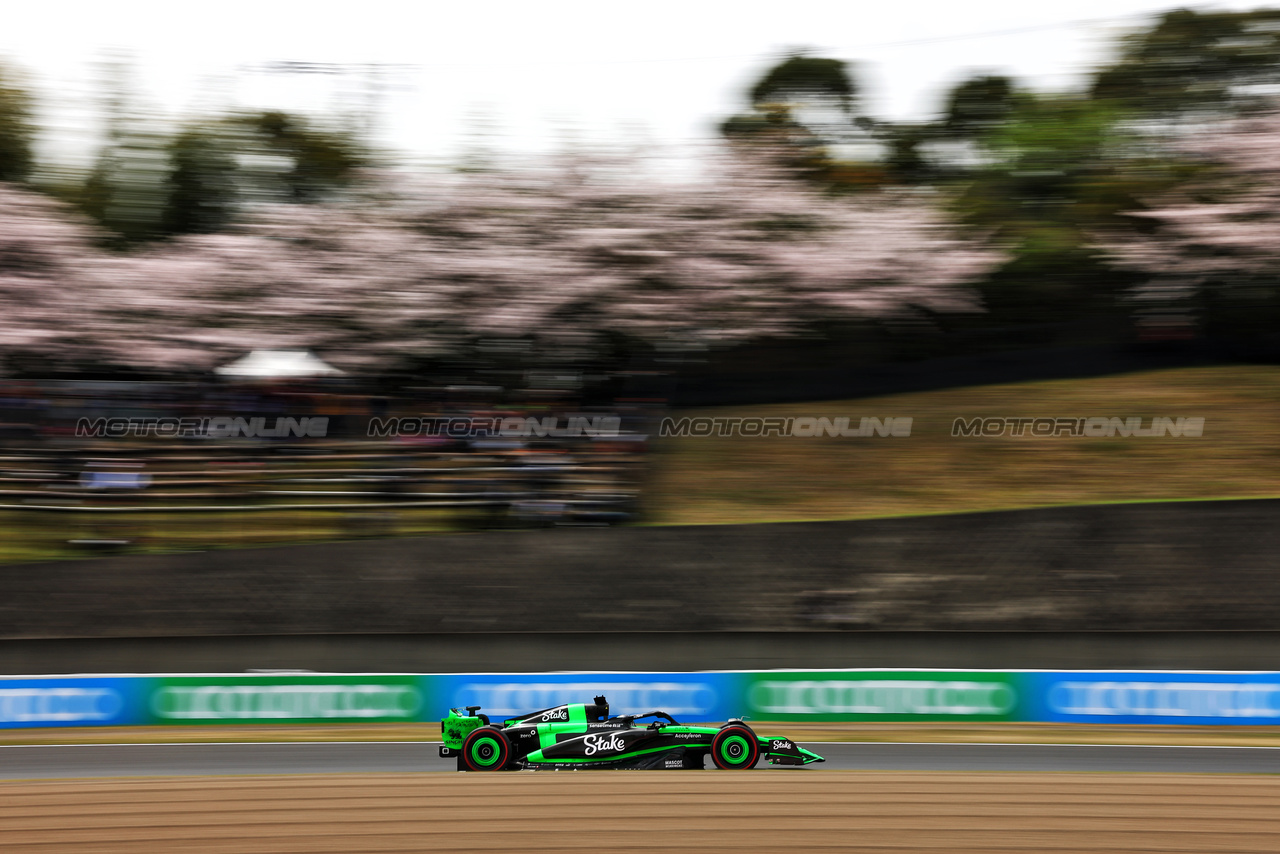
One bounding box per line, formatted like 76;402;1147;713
2;1;1280;658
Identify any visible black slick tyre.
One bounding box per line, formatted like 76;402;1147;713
710;724;760;770
461;727;512;772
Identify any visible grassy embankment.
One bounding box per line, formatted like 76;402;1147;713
647;365;1280;525
2;365;1277;562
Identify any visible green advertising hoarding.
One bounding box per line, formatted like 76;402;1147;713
147;675;427;725
739;670;1023;722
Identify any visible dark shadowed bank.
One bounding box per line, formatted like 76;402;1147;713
3;497;1277;637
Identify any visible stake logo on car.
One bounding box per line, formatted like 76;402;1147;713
771;740;794;750
540;708;569;722
583;733;626;755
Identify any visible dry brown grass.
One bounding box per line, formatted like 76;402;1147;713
647;365;1280;525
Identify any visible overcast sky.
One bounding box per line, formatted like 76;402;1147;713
2;1;1270;172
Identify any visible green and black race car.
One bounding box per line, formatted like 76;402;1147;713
439;695;824;771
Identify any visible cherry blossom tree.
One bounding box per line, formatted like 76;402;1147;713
1097;110;1280;349
0;150;1005;373
0;186;105;355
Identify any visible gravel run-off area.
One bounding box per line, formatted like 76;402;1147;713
3;771;1279;853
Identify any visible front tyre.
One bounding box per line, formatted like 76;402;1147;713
710;724;760;770
461;727;512;772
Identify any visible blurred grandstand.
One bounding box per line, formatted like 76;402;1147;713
0;361;659;560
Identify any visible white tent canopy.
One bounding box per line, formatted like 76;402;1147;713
214;349;344;379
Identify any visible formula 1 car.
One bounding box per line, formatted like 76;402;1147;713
439;695;824;771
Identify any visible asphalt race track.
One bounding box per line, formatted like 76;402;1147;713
2;741;1277;779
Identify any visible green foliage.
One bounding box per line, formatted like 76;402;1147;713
0;62;35;184
72;109;367;244
162;128;239;235
723;54;881;191
1092;8;1280;115
719;102;835;180
968;96;1121;210
749;53;856;114
924;7;1280;321
880;123;934;185
236;110;366;202
719;108;797;139
951;95;1169;321
942;74;1016;137
80;129;172;245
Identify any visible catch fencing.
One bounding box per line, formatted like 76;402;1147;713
6;670;1280;729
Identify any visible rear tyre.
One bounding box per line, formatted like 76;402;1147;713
461;727;512;772
710;724;760;770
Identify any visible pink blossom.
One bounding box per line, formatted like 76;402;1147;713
0;152;1004;371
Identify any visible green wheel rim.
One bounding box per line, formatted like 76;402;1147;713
720;735;750;765
470;736;502;768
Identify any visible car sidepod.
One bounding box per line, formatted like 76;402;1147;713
523;725;719;769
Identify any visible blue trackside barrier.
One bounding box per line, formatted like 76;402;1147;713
0;677;146;728
3;670;1280;729
1021;671;1280;725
